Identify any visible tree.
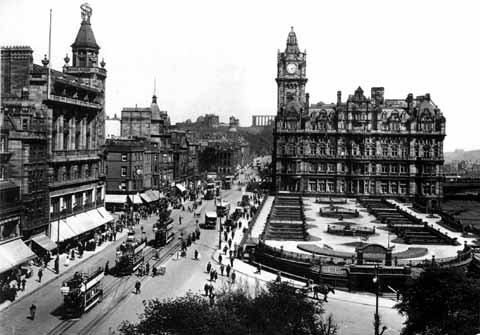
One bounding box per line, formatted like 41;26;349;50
119;281;337;335
395;266;480;335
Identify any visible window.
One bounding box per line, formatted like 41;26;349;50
309;180;317;192
400;164;408;174
121;154;127;161
382;145;388;157
381;165;389;174
22;118;28;130
392;146;398;157
120;182;126;191
391;164;399;174
402;146;409;158
310;144;317;155
381;182;388;194
121;167;127;177
319;145;326;155
390;182;398;194
319;181;326;193
327;181;335;193
400;182;407;194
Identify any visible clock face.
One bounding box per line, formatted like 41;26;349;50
286;63;297;74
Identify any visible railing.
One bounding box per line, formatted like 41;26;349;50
49;176;99;188
64;66;107;76
52;149;100;160
49;94;102;109
239;194;268;247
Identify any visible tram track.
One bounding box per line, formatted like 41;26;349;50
45;240;182;335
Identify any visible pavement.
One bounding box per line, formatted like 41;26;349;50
0;230;129;313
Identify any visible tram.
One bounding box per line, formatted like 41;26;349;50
115;233;146;275
205;182;216;200
204;211;218;229
216;199;231;218
60;267;104;318
154;217;175;247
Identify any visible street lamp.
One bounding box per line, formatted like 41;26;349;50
372;265;380;335
55;203;64;274
372;265;387;335
218;215;222;250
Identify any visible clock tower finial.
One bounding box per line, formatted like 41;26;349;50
286;27;300;54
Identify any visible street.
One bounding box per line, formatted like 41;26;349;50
0;186;246;335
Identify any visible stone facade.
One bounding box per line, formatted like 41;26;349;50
1;5;108;238
273;28;446;209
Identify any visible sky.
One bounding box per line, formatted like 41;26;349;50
1;0;479;151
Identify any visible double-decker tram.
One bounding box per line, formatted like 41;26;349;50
115;232;146;275
60;267;104;318
155;217;175;247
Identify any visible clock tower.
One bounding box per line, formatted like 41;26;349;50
276;27;308;116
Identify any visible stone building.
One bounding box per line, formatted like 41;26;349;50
273;28;446;209
1;4;112;250
120;95;173;190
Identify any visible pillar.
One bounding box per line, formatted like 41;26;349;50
69;117;76;150
82;116;87;149
58;114;64;150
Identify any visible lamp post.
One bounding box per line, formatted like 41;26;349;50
372;264;380;335
218;215;222;250
55;204;64;274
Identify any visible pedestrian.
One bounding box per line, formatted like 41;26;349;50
230;257;234;268
276;271;282;283
223;231;228;241
206;261;212;273
152;266;158;277
231;270;236;284
104;261;110;275
209;292;215;306
229;250;233;260
226;264;231;277
223;245;228;255
21;278;26;291
179;216;182;225
218;254;223;264
146;262;150;275
256;264;261;274
214;270;218;281
194;249;199;260
220;264;225;276
37;268;43;283
204;282;209;296
29;304;37;320
135;280;141;294
210;270;214;282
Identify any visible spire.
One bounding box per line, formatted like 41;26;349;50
71;3;99;50
152;77;157;104
286;26;300;54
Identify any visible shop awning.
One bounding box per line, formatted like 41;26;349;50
97;207;114;224
129;194;143;204
31;234;57;251
50;218;77;242
175;184;186;193
0;238;36;274
83;210;105;231
146;189;160;201
140;192;154;203
105;194;128;204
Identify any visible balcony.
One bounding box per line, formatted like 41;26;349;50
48;94;102;110
52;149;100;162
64;66;107;77
49;175;99;189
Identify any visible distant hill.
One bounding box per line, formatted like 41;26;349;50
444;149;480;162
